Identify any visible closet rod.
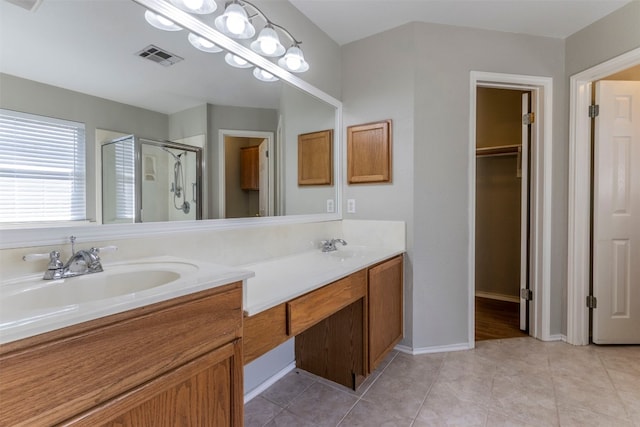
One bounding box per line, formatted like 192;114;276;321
476;144;521;157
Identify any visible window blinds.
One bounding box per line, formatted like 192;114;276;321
0;109;86;222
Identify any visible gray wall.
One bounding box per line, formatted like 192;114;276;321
565;1;640;76
342;23;566;349
280;84;337;215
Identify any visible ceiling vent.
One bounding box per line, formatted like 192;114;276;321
4;0;43;12
136;45;183;67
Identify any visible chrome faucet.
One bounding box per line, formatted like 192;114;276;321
321;238;347;252
23;236;117;280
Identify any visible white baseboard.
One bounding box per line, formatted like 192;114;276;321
546;334;567;342
244;362;296;403
475;291;520;303
395;342;472;355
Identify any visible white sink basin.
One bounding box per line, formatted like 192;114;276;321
0;257;253;344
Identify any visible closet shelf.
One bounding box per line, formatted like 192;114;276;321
476;144;521;157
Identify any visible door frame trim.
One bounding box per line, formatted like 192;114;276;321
468;71;554;345
217;129;275;219
567;47;640;345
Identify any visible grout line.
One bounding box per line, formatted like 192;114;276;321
336;350;400;426
409;352;446;426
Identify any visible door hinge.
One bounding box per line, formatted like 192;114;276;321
586;295;597;309
589;104;600;118
522;112;535;125
265;150;269;158
520;288;533;301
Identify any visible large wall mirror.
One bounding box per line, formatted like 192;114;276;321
0;0;341;246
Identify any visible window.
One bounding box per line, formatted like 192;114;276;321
0;109;86;223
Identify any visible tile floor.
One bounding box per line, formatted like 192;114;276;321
244;337;640;427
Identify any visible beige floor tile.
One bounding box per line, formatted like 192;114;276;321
557;403;633;427
251;339;638;427
264;410;320;427
244;396;285;427
439;351;497;382
381;352;443;380
338;398;414;427
358;368;434;419
490;372;559;426
552;373;629;419
485;409;545;427
286;382;358;427
414;380;489;426
261;369;316;407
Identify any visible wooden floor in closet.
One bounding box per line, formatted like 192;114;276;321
475;297;528;341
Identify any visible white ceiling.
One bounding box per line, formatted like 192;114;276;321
289;0;633;46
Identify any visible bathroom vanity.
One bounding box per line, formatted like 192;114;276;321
0;281;245;426
243;250;404;390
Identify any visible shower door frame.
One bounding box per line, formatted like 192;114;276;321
103;136;203;223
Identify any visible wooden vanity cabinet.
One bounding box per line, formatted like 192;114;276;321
0;282;244;427
240;146;259;191
243;254;404;390
368;255;403;372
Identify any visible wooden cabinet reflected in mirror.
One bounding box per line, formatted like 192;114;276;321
240;146;260;191
298;129;333;186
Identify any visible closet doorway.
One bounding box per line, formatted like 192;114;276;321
475;87;531;341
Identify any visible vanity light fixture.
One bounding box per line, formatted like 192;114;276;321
142;0;310;84
144;10;182;31
169;0;217;15
188;33;223;53
225;53;253;68
252;67;279;82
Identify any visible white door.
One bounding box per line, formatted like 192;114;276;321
519;93;530;331
258;139;269;217
593;80;640;344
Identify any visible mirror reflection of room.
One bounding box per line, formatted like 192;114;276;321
0;0;337;227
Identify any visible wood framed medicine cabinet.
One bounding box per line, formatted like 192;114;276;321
347;120;392;184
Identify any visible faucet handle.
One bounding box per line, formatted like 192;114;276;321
23;251;56;262
23;251;63;269
89;245;118;261
93;245;118;253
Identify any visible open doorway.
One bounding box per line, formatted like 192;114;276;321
469;71;554;345
474;87;530;341
218;129;274;219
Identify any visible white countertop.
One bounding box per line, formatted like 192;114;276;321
0;256;253;345
240;246;404;316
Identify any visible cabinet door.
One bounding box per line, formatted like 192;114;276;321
368;256;403;372
70;340;243;427
240;146;259;190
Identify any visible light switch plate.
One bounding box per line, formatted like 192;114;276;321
347;199;356;213
326;199;335;213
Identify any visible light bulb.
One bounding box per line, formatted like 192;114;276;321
226;10;246;35
144;10;182;31
197;37;214;49
233;55;247;66
157;15;174;27
286;55;302;71
184;0;203;9
261;38;277;55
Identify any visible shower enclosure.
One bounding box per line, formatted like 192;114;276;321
102;136;202;224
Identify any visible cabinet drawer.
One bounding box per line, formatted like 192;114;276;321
287;270;366;336
0;283;242;427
